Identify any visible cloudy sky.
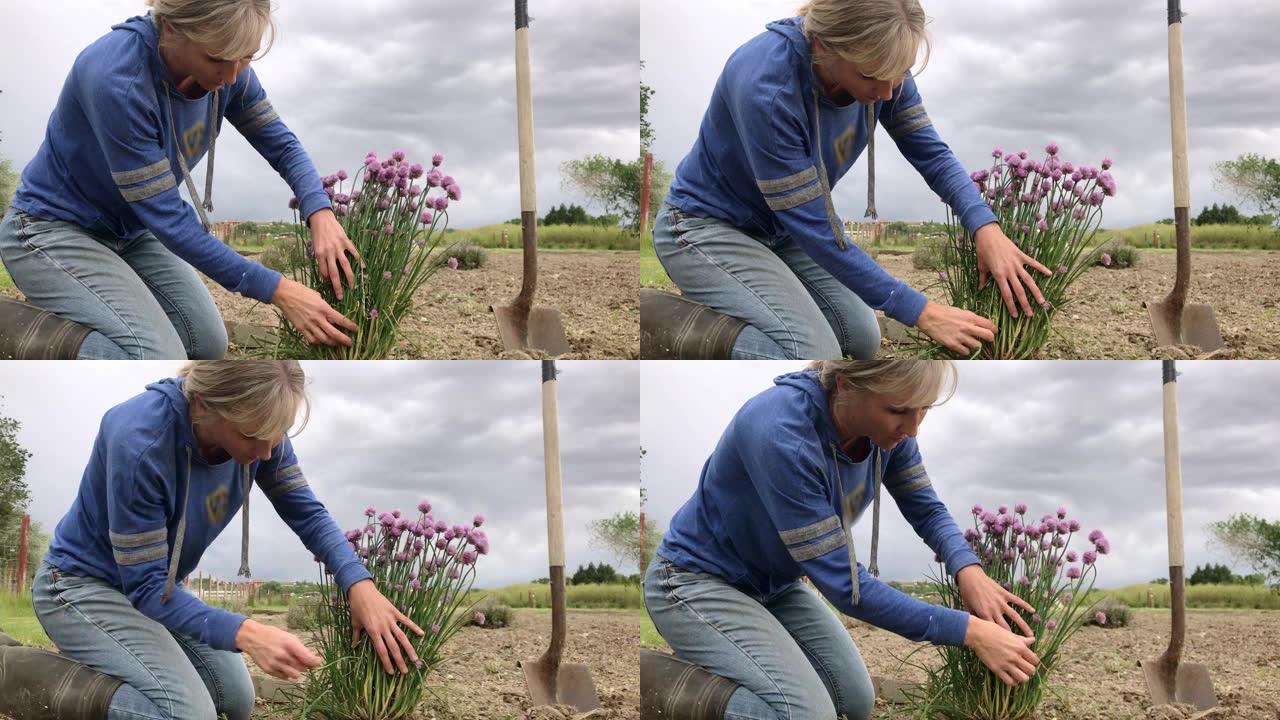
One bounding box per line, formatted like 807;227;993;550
1;361;639;588
0;0;638;227
641;361;1280;588
642;0;1280;229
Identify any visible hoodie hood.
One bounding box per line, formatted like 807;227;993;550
774;369;847;455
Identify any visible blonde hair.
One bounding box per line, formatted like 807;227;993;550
798;0;932;81
147;0;276;61
807;360;956;409
179;360;309;441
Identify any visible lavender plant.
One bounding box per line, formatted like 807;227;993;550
280;150;463;359
904;503;1111;720
915;144;1119;359
289;501;490;720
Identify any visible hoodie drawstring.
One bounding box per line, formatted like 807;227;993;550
238;464;251;578
161;447;191;604
864;104;878;219
163;88;219;231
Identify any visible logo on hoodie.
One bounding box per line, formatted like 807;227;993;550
206;484;229;525
834;125;856;167
183;121;207;163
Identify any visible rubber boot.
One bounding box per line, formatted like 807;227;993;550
0;630;20;646
0;644;123;720
0;297;92;360
640;649;738;720
639;290;745;360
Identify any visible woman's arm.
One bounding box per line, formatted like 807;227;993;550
226;70;361;300
882;76;1052;317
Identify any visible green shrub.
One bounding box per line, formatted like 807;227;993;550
437;240;487;270
1084;597;1131;628
286;594;323;631
911;235;948;271
1093;240;1138;269
471;599;512;629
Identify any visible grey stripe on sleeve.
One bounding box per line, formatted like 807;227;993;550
778;515;841;546
239;109;280;135
261;464;308;499
756;167;819;195
119;174;177;203
109;528;167;548
228;98;272;126
787;527;848;562
111;159;171;187
763;182;824;212
113;543;169;566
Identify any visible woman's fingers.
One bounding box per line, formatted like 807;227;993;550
398;610;425;637
327;256;343;300
1023;252;1053;277
369;631;394;675
337;248;356;289
391;624;420;668
996;276;1019;318
382;625;409;674
1008;606;1033;638
1017;267;1047;307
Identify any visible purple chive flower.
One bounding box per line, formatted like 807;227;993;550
335;193;350;205
1066;550;1078;562
1046;619;1058;631
426;169;443;187
447;256;459;271
938;271;947;281
1083;550;1097;565
1015;537;1027;551
1068;519;1081;532
964;528;979;542
473;514;485;527
378;197;392;210
369;308;380;320
391;149;406;162
1014;503;1027;514
462;549;477;565
1056;507;1067;519
409;163;424;179
1091;191;1105;206
288;197;300;210
434;519;448;532
1073;206;1087;220
474;611;486;626
1067;566;1082;579
1042;300;1054;312
430;623;441;634
992;147;1003;158
432;153;444;166
1037;219;1048;231
1095;538;1111;555
418;500;432;514
1096;611;1108;625
336;204;349;217
446;184;461;201
420;210;435;225
972;504;984;516
1088;529;1104;542
365;505;376;517
998;504;1008;514
409;184;423;197
1045;142;1059;156
436;537;448;550
1101;253;1112;266
382;270;393;280
434;196;450;211
1057;264;1068;273
1101;158;1113;170
384;223;394;236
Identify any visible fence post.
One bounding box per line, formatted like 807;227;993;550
528;587;535;608
639;152;654;238
17;514;30;594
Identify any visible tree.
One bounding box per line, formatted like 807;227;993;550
1208;514;1280;587
0;401;33;535
560;153;673;231
640;61;655;153
1213;153;1280;226
0;157;17;216
1194;203;1243;226
571;562;620;585
587;510;662;573
1187;562;1235;585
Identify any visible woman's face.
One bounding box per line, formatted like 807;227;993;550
160;25;255;93
814;43;906;105
193;401;279;465
836;383;930;452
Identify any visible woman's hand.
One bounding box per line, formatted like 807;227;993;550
974;223;1053;319
307;208;363;301
271;277;358;347
964;616;1040;687
957;564;1036;638
348;579;425;675
235;618;322;681
916;301;996;355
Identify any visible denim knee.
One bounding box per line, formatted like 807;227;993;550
185;310;228;360
216;669;255;720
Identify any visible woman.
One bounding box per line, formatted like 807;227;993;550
0;0;361;360
654;0;1051;359
644;361;1039;720
0;361;421;720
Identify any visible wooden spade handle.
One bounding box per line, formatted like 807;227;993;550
1161;360;1186;661
1166;1;1191;312
515;0;539;309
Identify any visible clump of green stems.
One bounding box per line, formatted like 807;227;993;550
899;504;1108;720
275;150;460;359
910;144;1117;359
286;505;488;720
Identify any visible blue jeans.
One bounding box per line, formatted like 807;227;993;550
644;556;876;720
32;563;255;720
0;208;228;359
652;204;880;360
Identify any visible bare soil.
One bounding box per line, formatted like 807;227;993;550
845;608;1280;719
249;608;639;720
877;250;1280;359
0;250;639;359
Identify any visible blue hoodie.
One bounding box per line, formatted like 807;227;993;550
659;370;980;647
11;14;330;304
665;18;999;327
44;378;371;652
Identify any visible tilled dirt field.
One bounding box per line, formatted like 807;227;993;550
877;250;1280;359
0;250;639;359
844;608;1280;719
250;608;639;720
